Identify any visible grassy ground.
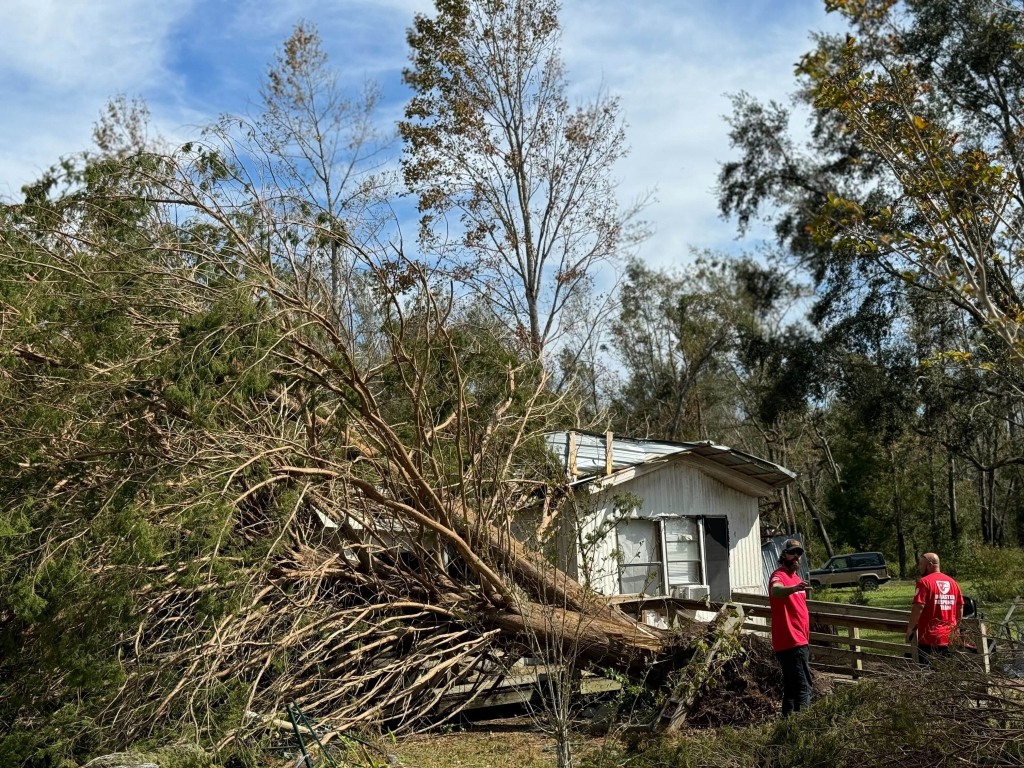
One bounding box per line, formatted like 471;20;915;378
384;719;612;768
392;729;555;768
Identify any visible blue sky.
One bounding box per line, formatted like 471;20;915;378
0;0;845;267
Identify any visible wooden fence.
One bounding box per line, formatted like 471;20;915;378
614;591;994;677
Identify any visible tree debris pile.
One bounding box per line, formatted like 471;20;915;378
678;624;833;729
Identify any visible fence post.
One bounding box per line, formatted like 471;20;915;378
911;633;919;664
980;622;991;676
849;625;862;678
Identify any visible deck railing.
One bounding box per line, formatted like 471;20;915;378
612;591;994;677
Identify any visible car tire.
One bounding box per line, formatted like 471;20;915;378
860;576;879;591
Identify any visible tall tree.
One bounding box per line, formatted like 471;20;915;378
609;258;735;441
247;22;391;319
400;0;647;357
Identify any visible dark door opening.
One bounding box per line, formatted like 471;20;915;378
704;517;730;602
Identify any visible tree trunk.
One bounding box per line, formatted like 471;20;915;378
895;492;907;580
892;452;906;579
484;602;666;671
782;484;797;535
978;467;991;545
798;486;835;559
928;445;938;550
555;732;573;768
987;468;999;545
948;452;960;543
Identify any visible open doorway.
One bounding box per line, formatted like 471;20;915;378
704;517;730;601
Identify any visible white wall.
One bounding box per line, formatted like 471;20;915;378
579;459;765;597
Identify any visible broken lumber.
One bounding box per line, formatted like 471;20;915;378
653;604;746;732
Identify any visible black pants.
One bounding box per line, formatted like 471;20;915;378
776;644;812;717
918;643;950;665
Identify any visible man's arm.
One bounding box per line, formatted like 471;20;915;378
955;603;963;625
906;603;924;643
771;581;809;598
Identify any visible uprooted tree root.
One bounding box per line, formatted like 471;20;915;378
648;612;835;731
684;632;833;728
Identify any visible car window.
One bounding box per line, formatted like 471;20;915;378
849;555;873;568
829;557;848;570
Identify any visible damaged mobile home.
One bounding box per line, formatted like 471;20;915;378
545;431;797;603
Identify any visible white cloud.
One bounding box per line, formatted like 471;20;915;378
0;0;844;259
558;0;846;266
0;0;198;196
0;0;191;89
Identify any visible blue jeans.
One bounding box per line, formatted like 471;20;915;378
775;644;812;716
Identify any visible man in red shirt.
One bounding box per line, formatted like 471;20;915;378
906;552;963;664
769;539;812;716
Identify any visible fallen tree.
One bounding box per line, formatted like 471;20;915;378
0;145;671;764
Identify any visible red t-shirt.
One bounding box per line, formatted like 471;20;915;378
913;572;963;646
769;567;810;652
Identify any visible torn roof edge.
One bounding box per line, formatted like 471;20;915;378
544;430;798;493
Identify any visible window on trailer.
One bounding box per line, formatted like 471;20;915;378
663;518;702;587
615;519;663;596
616;516;706;596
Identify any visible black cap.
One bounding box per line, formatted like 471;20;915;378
782;539;805;556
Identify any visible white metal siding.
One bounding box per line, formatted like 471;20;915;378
580;460;765;597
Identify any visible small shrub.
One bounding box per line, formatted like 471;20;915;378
848;585;870;606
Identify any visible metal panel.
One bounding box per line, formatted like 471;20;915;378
545;431;797;491
585;460;766;597
761;533;810;591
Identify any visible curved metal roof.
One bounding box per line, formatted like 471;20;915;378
544;430;797;496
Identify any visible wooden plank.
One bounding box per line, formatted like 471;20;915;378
733;592;912;622
809;645;911;669
461;689;535;710
580;677;622;694
568;431;577;479
849;625;862;676
808;631;908;654
803;611;908;632
743;623;908;653
621;595;909;631
810;661;878;677
605;431;613;476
